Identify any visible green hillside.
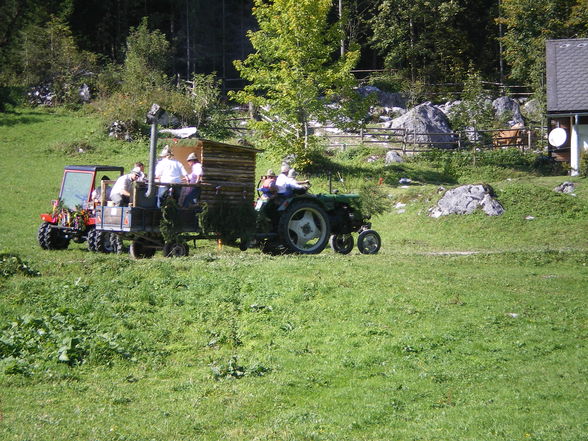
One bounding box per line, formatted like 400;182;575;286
1;109;587;440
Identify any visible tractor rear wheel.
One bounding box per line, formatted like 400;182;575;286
38;222;70;250
278;201;330;254
329;234;354;254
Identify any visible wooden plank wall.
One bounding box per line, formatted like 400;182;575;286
161;138;258;207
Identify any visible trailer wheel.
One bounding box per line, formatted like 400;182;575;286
88;228;118;253
38;222;70;250
357;230;381;255
329;234;354;254
163;242;189;258
278;201;330;254
129;239;156;259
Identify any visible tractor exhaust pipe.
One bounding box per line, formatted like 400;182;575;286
145;104;165;198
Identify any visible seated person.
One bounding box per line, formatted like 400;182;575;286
91;176;112;203
276;166;308;198
110;168;141;206
258;169;277;199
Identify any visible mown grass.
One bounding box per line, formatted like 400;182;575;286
1;108;587;440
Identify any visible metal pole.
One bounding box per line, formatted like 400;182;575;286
146;122;158;197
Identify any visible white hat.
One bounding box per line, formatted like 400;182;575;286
159;145;173;157
280;164;290;173
132;167;142;174
187;152;198;161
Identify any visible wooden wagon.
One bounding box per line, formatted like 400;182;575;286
95;138;262;257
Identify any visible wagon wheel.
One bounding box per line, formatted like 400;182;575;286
163;242;189;258
357;229;381;255
278;201;330;254
329;234;354;255
129;238;156;259
87;228;118;253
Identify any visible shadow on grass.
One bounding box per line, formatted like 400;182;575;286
0;110;46;127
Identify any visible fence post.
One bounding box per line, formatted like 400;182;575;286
360;127;364;143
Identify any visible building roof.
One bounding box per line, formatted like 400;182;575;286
546;38;588;113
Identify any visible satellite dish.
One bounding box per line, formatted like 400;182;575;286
548;128;567;147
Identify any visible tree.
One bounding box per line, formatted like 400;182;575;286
370;0;499;85
232;0;368;165
122;18;171;94
498;0;586;94
17;17;97;104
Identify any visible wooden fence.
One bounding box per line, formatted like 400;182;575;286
321;126;547;153
224;117;548;154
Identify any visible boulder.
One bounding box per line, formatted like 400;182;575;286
385;104;456;148
385;151;404;164
357;86;407;109
79;84;91;103
429;184;505;218
492;96;525;126
553;181;576;194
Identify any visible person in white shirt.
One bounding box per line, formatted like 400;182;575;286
180;152;203;207
110;168;141;206
276;165;308;198
155;146;188;206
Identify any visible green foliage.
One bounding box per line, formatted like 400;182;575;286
413;149;563;182
15;17;97;105
0;311;136;373
232;0;369;165
449;67;494;134
168;73;232;140
2;108;588;441
357;183;392;218
199;198;257;245
498;0;582;92
370;0;495;84
95;25;230;139
0;253;40;278
121;18;170;95
580;150;588;178
160;198;183;245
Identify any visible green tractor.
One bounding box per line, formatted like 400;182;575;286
254;189;381;255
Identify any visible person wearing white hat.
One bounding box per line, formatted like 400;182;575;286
276;166;308;198
155;145;188;206
180;152;203;207
110;167;141;206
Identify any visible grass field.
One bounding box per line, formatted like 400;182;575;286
1;108;587;440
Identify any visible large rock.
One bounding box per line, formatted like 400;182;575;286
385;151;404;163
553;181;575;193
357;86;407;109
385;104;456;148
429;184;505;218
492;96;525;126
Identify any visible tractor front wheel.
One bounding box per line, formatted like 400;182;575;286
38;222;70;250
278;201;330;254
329;234;354;254
357;230;381;255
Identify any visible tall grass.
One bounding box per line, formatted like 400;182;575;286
0;108;587;440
